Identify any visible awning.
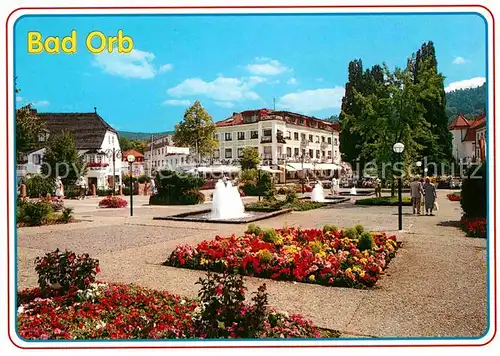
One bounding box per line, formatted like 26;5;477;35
278;164;297;172
258;166;282;174
286;163;315;170
317;163;342;170
187;165;241;174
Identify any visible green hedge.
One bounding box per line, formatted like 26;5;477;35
355;196;412;206
25;175;55;198
149;190;205;205
461;163;486;218
150;170;205;205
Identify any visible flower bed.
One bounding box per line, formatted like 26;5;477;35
98;196;128;208
447;192;461;201
165;225;401;288
460;215;486;238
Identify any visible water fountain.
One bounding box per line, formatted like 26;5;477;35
211;179;248;219
311;182;326;202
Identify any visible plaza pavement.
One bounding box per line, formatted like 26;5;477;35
16;190;488;339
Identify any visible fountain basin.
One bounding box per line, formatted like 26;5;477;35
153;208;292;224
300;196;350;204
338;190;375;197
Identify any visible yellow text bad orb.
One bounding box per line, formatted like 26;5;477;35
27;30;134;54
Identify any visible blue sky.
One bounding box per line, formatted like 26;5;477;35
14;13;487;132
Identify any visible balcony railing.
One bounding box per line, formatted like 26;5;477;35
261;136;272;143
87;162;110;169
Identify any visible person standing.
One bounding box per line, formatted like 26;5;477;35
150;177;157;196
55;176;64;199
423;177;437;216
375;177;382;197
410;177;424;214
77;176;86;200
330;176;338;195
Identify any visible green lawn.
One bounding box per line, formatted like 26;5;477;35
355;196;412;206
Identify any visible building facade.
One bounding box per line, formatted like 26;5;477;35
16;110;122;189
213;109;340;167
143;134;191;174
449;112;486;164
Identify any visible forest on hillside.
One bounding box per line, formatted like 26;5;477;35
445;83;486;120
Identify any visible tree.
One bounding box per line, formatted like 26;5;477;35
119;136;147;153
40;131;87;187
240;147;261;170
16;104;44;162
172;101;218;159
410;41;453;166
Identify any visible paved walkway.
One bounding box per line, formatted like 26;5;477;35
16;190;488;338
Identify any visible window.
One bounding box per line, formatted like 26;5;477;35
322;151;325;157
286;147;292;157
162;148;165;155
108;136;111;144
316;150;320;159
316;135;320;143
225;132;233;141
301;133;306;141
321;136;325;142
214;133;219;140
264;146;272;155
328;137;332;144
157;149;160;155
33;154;42;165
286;131;291;139
162;160;165;166
250;130;259;139
112;136;115;144
334;138;338;145
294;148;299;156
181;157;184;164
328;151;332;157
238;132;245;140
214;149;220;158
263;129;272;137
225;148;233;158
294;132;299;141
300;118;304;125
309;149;314;158
237;147;244;157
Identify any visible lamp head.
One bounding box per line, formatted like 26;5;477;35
127;155;136;163
393;142;405;154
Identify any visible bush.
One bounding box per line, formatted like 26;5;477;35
194;272;268;338
25;175;55;198
323;225;338;233
262;228;279;243
137;174;150;184
150;170;205;205
99;196;128;208
34;249;100;295
461;163;486;218
343;228;358;239
96;188;113;197
61;207;74;223
245;224;262;235
355;196;412;206
354;224;364;235
122;175;138;186
284;191;298;204
357;232;375;251
17;200;53;226
240;169;258;184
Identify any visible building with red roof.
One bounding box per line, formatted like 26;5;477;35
449;111;486;163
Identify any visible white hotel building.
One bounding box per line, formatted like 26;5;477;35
213;109;341;170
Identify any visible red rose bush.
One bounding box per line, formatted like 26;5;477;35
447;192;461;201
98;196;127;208
460;215;487;238
165;224;401;288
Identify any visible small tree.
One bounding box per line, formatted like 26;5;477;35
461;163;486;218
16;104;44;162
240;147;261;170
173;101;218;159
41;131;87;187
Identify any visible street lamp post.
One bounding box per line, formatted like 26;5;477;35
393;142;405;231
416;161;422;178
127;155;136;216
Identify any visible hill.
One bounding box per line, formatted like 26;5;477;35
445;83;486;121
118;131;173;140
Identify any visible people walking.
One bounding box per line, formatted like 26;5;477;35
375;177;382;198
410;177;424;214
423;177;437;216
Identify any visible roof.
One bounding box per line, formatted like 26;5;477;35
122;149;144;159
462;114;487;142
449;114;471;130
35;110;117;150
215;109;339;132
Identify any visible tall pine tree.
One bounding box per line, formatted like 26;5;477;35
410;41;453;168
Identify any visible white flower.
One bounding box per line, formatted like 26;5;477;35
17;306;24;314
96;321;106;330
180;299;186;305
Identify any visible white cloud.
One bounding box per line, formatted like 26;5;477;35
277;87;345;113
246;57;290;76
163;99;191;106
167;76;262;102
452;56;467;65
445;77;486;92
214;101;235;108
92;48;163;79
16;96;22;102
32;100;50;107
287;77;298;85
159;63;173;73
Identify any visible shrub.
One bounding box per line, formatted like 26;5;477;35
194;272;268;338
34;249;100;295
354;224;364;235
355;196;412;206
150;170;205;205
461;163;486;218
96;188;113;197
460;215;487;238
323;225;338;233
240;169;258;184
25;175;55;198
343;228;358;239
61;207;74;223
99;196;128;208
284;191;299;204
258;250;273;264
357;232;375;251
262;228;279;244
137;174;150;184
122;175;138;186
245;224;262;235
39;196;64;211
17;200;53;226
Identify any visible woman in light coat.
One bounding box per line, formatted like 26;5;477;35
423;177;437;216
